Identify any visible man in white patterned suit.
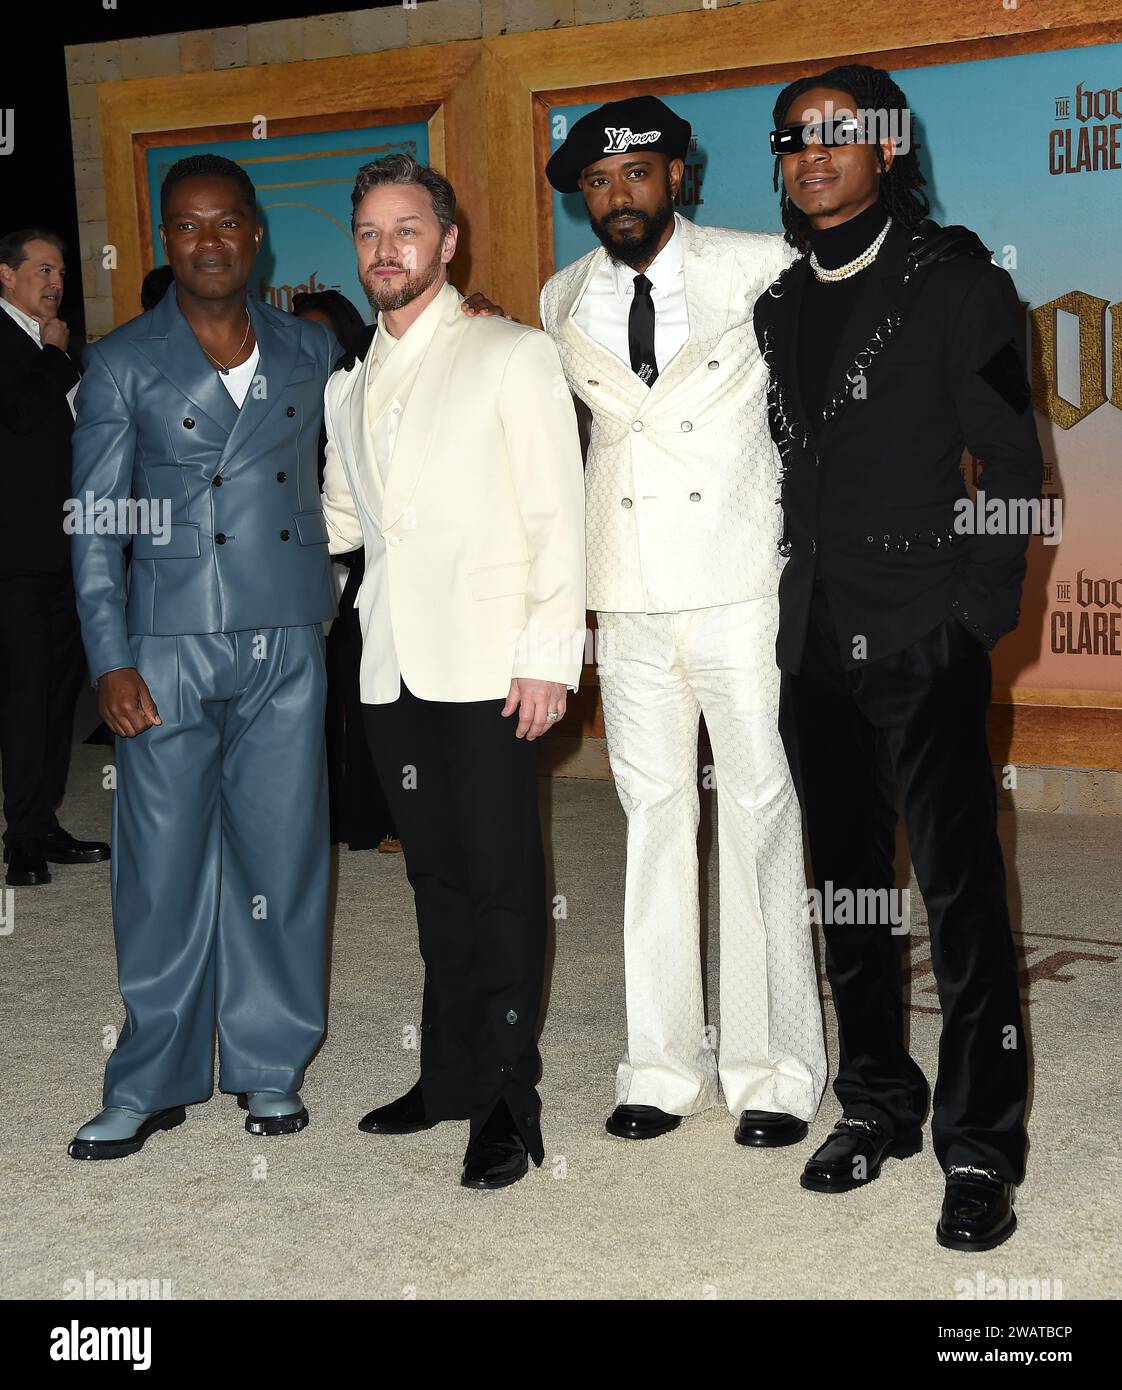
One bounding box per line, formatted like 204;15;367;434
540;97;826;1145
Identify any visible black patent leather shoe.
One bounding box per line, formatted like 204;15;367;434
358;1080;437;1135
800;1117;923;1192
236;1093;309;1136
68;1107;186;1160
937;1166;1017;1251
461;1101;528;1190
735;1110;808;1147
605;1104;683;1140
41;827;110;864
4;841;50;886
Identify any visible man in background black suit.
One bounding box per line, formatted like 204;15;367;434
290;289;399;855
754;66;1042;1251
0;227;109;885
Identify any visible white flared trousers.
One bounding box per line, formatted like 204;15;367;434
596;596;827;1120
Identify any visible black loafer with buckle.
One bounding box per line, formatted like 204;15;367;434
800;1116;923;1192
937;1165;1017;1251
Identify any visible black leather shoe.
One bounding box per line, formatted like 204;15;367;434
461;1101;528;1190
605;1104;683;1140
358;1080;437;1135
937;1166;1017;1251
735;1110;808;1147
4;842;50;886
41;827;110;865
236;1093;309;1136
800;1117;923;1192
68;1107;186;1160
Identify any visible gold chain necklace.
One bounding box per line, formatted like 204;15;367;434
201;308;252;375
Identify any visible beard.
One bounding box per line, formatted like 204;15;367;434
361;241;444;313
589;182;676;269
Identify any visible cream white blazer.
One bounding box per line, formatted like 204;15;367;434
322;281;587;704
540;215;796;614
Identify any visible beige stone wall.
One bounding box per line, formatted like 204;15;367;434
65;0;756;336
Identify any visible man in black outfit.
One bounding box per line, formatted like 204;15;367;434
0;228;109;886
754;66;1042;1251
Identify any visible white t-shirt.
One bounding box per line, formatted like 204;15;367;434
217;344;260;407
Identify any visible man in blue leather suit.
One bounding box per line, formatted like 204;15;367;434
67;154;339;1158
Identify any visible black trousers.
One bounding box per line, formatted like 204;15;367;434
779;590;1028;1182
0;565;85;849
362;681;547;1163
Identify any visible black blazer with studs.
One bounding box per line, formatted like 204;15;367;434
753;218;1043;675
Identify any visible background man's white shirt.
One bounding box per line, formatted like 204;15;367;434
0;295;79;417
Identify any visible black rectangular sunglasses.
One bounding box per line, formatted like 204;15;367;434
770;117;865;155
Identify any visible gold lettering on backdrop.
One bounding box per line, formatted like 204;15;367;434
1112;302;1122;411
257;271;342;311
1030;291;1110;429
1048;83;1122;173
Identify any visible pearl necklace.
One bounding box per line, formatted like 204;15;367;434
810;215;892;283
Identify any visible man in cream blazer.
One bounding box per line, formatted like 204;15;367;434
540;97;826;1146
322;154;585;1191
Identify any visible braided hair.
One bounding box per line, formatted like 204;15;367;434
771;64;930;254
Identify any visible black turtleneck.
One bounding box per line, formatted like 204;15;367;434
797;199;889;425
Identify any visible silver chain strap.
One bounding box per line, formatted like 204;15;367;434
946;1163;1000;1181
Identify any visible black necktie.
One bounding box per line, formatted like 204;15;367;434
628;273;658;387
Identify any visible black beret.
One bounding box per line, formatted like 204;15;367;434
546;96;692;193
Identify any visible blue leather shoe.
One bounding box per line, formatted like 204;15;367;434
68;1106;186;1160
237;1092;308;1136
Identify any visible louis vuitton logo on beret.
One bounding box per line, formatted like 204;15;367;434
603;127;662;154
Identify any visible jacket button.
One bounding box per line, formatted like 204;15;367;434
215;532;226;544
280;530;290;541
707;360;719;370
183;418;195;429
631;420;643;432
689;491;701;502
680;420;692;432
276;471;287;483
211;476;222;487
286;406;295;418
621;497;633;509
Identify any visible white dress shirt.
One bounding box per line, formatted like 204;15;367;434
365;288;446;491
370;326;404;488
571;212;689;376
0;294;80;417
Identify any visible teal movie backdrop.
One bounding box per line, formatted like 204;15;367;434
145;121;431;323
549;41;1122;698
